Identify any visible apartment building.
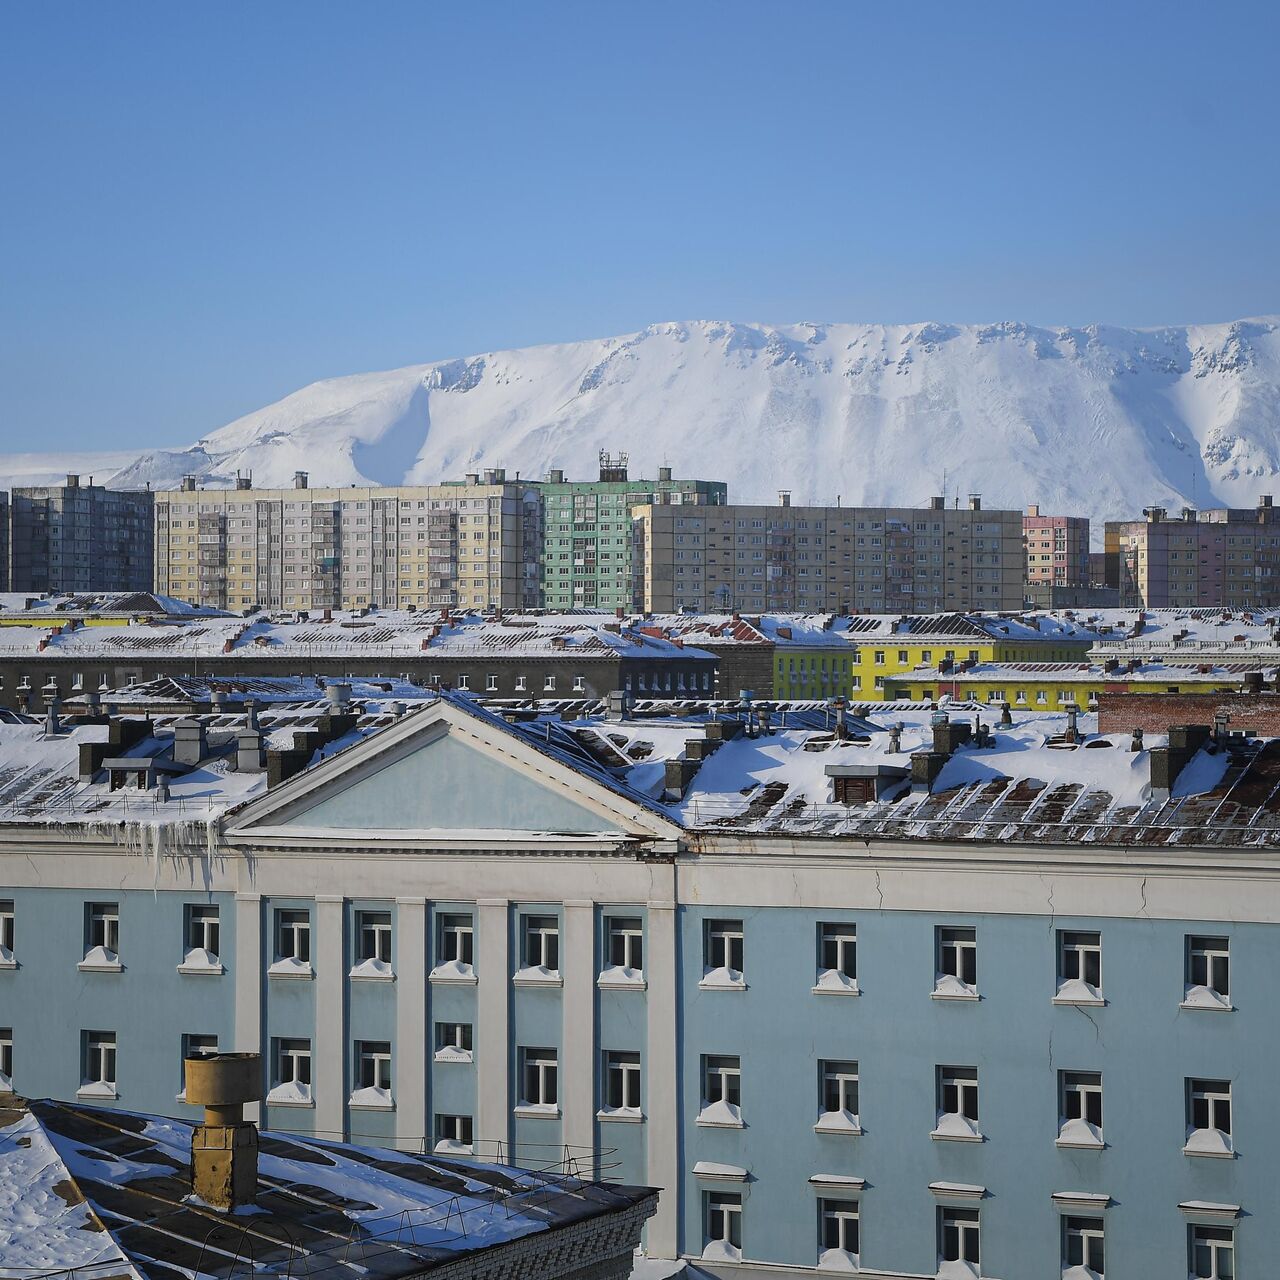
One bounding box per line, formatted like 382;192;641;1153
9;474;152;594
0;491;8;591
633;495;1025;614
539;456;726;611
154;470;542;612
0;697;1268;1278
1105;497;1280;609
1023;505;1090;588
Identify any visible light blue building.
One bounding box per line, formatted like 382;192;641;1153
0;694;1271;1278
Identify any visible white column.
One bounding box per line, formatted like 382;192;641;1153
315;895;346;1141
476;898;510;1155
395;896;428;1151
233;892;262;1123
562;900;597;1172
645;899;680;1258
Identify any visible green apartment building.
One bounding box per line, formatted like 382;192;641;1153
539;454;727;610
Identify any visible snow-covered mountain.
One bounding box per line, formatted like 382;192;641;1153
6;318;1280;535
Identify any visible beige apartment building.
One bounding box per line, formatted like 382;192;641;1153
633;494;1024;613
154;469;542;611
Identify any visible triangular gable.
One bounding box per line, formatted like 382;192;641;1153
224;698;678;843
280;731;614;833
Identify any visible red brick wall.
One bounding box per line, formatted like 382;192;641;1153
1098;692;1280;735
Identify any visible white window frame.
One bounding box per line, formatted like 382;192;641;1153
356;910;393;963
517;1046;559;1113
434;1112;473;1153
704;1191;743;1258
185;904;220;956
1056;930;1103;1003
485;672;499;692
602;1049;642;1114
0;1027;12;1088
1184;935;1231;1010
1185;1078;1233;1157
434;1021;474;1062
935;925;978;998
0;899;14;965
701;918;745;987
699;1054;743;1126
275;909;311;964
1058;1070;1104;1147
80;1030;117;1098
266;1037;313;1106
934;1065;981;1140
1063;1214;1105;1276
356;1040;392;1090
815;921;857;994
819;1197;859;1266
604;916;644;975
87;903;120;957
521;914;560;974
1189;1225;1234;1279
938;1206;981;1270
816;1059;860;1135
432;912;475;981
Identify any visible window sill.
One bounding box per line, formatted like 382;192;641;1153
513;1104;561;1119
349;960;395;981
0;956;17;971
698;973;747;992
597;1107;645;1123
267;960;314;980
434;1047;474;1064
814;1116;862;1137
1179;997;1232;1013
349;1096;396;1112
812;973;859;996
598;969;647;991
78;959;123;973
1184;1131;1235;1159
931;1129;984;1143
1055;1136;1105;1150
696;1117;746;1130
1052;995;1106;1007
265;1091;315;1108
77;1083;118;1100
434;1140;474;1156
177;961;225;976
931;989;980;1002
429;966;477;986
513;968;563;989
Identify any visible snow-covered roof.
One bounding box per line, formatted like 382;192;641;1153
0;590;228;620
0;1095;656;1280
893;661;1273;686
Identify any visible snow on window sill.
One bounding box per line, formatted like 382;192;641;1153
1056;1118;1105;1149
819;1248;859;1272
76;1081;118;1100
348;957;395;981
513;1103;560;1119
267;957;314;980
697;1099;745;1128
0;1072;13;1090
513;965;563;988
597;1106;645;1123
1053;979;1105;1006
598;965;646;990
699;966;747;991
702;1241;742;1263
78;947;122;972
434;1138;473;1156
1062;1266;1103;1280
1181;985;1232;1012
430;961;477;985
931;1113;983;1142
0;945;16;970
936;1262;980;1280
178;948;224;975
812;970;859;996
433;1046;474;1065
932;974;979;1001
349;1086;395;1111
1183;1127;1235;1158
266;1082;314;1107
815;1109;862;1136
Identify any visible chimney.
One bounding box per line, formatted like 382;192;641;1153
1027;504;1040;517
778;490;791;508
293;471;308;489
1064;705;1079;744
548;468;565;483
658;466;673;482
186;1052;262;1211
1182;507;1196;523
173;719;207;766
606;690;630;720
833;696;848;741
888;722;903;753
235;472;252;491
968;494;982;511
1131;727;1144;753
181;475;198;492
929;496;944;511
1243;671;1264;694
237;730;265;772
326;681;352;710
66;473;80;489
465;472;480;485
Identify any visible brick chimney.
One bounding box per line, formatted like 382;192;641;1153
186;1052;262;1211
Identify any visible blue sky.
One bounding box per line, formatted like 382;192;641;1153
3;0;1278;451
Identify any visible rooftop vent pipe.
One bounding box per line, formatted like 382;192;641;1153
185;1052;262;1211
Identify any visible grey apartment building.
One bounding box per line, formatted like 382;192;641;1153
633;495;1024;613
9;474;153;594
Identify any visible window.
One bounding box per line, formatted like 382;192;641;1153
1185;1078;1233;1156
935;925;978;997
0;899;13;963
815;922;857;993
353;909;392;975
702;918;744;986
1059;1071;1104;1146
819;1198;859;1265
434;913;474;978
83;902;120;966
433;1023;474;1067
1057;930;1102;1002
184;904;220;964
179;1033;217;1099
573;674;586;691
518;1047;558;1111
704;1191;742;1259
934;1066;980;1140
938;1207;980;1271
699;1054;742;1126
603;916;644;978
353;1040;392;1099
1063;1215;1104;1277
543;674;556;692
603;1050;642;1112
273;909;311;968
0;1028;12;1088
1189;1225;1234;1279
817;1059;860;1133
434;1112;474;1153
485;672;498;691
80;1030;117;1097
520;914;560;974
1185;935;1231;1009
268;1038;312;1105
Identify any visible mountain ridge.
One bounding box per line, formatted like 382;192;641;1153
5;316;1280;537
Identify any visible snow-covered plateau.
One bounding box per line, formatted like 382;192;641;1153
7;317;1280;532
